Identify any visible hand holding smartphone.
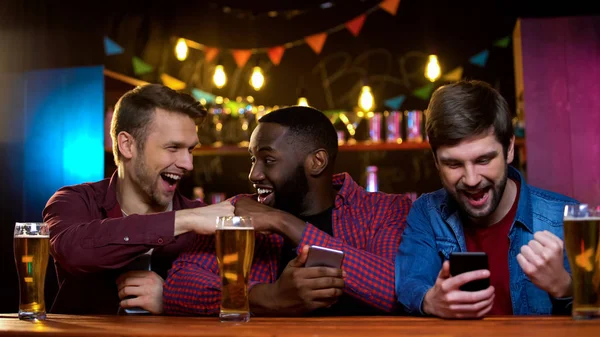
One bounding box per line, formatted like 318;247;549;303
305;245;344;268
449;252;490;292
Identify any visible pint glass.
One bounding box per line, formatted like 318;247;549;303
215;216;254;323
564;204;600;319
14;222;49;320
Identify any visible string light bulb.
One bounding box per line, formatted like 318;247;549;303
250;66;265;91
358;85;374;112
213;65;227;88
425;54;441;82
175;38;188;61
297;97;309;106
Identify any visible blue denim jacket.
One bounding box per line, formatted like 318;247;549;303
395;166;577;315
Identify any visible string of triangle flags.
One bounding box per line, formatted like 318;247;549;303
103;0;511;110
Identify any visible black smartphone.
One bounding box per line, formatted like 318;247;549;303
449;252;490;292
305;245;344;268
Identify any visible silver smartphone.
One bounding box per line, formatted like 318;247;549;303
305;245;344;268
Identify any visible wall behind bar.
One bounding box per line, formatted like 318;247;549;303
516;16;600;204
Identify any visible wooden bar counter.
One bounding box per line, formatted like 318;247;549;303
1;314;599;337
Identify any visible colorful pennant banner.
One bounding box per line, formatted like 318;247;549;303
267;46;286;66
305;33;328;55
412;83;435;101
380;0;401;16
160;73;186;91
104;36;124;56
192;88;216;104
469;49;489;67
442;66;463;82
132;57;153;75
232;49;253;68
345;14;367;37
204;47;219;62
384;95;406;110
160;0;399;65
494;36;511;48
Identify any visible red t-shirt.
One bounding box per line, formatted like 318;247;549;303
464;179;520;315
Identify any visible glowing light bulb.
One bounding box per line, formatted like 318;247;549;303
358;86;374;112
250;66;265;91
213;65;227;89
175;38;188;61
297;97;309;106
425;54;441;82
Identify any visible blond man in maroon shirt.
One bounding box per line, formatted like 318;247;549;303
43;84;234;314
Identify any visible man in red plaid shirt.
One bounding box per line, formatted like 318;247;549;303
164;106;411;315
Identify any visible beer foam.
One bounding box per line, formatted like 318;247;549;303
14;234;50;238
218;226;254;230
564;217;600;221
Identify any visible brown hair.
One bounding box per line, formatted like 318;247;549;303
110;84;207;164
426;80;513;156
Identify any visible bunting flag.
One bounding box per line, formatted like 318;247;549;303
204;47;219;62
469;49;489;67
192;88;216;104
412;83;435;100
160;73;186;90
442;66;463;82
380;0;401;16
305;33;328;55
345;14;367;37
267;46;286;66
132;57;154;75
494;36;511;48
104;36;124;56
232;49;252;68
384;95;406;110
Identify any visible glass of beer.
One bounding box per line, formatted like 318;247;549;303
13;222;50;320
215;216;254;323
563;204;600;319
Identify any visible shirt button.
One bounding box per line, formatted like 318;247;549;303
157;238;164;244
123;236;129;242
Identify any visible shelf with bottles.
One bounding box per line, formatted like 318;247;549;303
191;140;431;156
190;137;526;156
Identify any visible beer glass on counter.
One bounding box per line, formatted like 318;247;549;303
14;222;50;320
215;216;255;323
563;204;600;319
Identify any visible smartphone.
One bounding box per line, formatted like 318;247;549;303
118;250;152;315
305;245;344;268
449;252;490;292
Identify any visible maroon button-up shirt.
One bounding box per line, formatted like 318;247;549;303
43;171;203;314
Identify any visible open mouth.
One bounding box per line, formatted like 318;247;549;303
462;187;491;207
256;187;274;205
160;172;181;187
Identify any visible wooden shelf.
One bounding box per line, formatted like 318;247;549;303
192;141;431;156
191;138;526;156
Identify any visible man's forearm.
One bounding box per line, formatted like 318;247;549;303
276;213;307;245
174;209;195;236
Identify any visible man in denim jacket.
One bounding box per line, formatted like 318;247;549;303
396;80;577;318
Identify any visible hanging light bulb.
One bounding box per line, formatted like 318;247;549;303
175;38;188;61
425;54;441;82
213;65;227;89
250;66;265;91
297;97;309;106
358;85;374;112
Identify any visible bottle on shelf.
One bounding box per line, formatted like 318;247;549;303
365;166;378;192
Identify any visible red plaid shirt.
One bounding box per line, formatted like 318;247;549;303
163;173;410;315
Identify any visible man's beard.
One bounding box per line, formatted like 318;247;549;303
449;165;508;222
273;164;310;216
132;153;170;209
